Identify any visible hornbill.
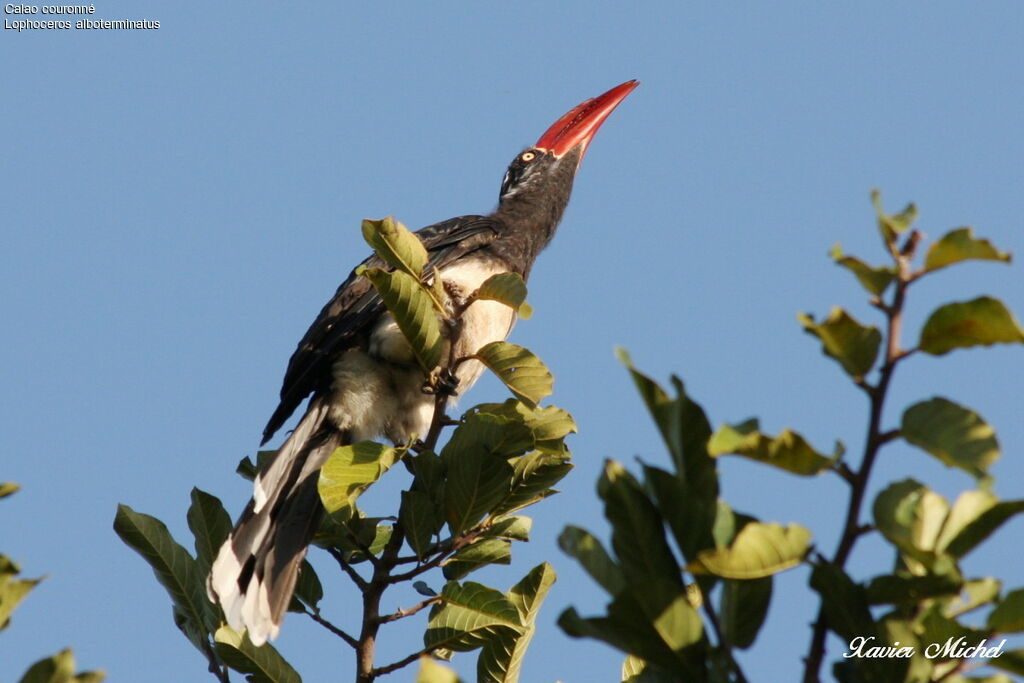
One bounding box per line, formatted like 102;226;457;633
208;80;639;645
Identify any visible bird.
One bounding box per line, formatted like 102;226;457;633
208;80;639;646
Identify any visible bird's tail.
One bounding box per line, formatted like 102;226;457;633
208;399;342;646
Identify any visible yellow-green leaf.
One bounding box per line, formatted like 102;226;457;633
799;307;882;380
872;480;960;575
425;581;524;652
0;482;19;499
924;227;1011;273
477;563;556;683
417;657;463;683
18;649;105;683
708;418;839;476
361;216;428;277
317;442;403;519
361;267;444;370
475;342;553;408
901;398;999;480
919;296;1024;356
988;588;1024;633
830;244;896;296
443;538;512;580
691;523;811;579
0;556;42;631
872;189;918;246
474;272;533;320
214;626;301;683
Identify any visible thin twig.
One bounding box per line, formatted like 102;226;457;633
328;547;369;591
201;638;231;683
378;596;441;624
701;597;750;683
371;648;441;678
301;607;359;649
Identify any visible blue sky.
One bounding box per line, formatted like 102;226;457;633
3;2;1023;681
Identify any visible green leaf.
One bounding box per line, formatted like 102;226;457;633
830;244;896;296
798;307;881;380
401;490;438;559
470;400;577;451
558;526;625;597
287;559;323;613
621;655;680;683
186;488;232;579
924;227;1012;273
417;658;463;683
214;625;301;683
945;500;1024;558
872;480;960;574
493;450;572;516
990;649;1024;676
112;504;216;652
944;578;1002;618
483;516;532;542
477;563;556;683
872;189;917;246
558;593;705;674
919;296;1024;355
0;482;20;498
444;436;515;534
0;556;42;630
902;398;1000;480
643;465;716;563
361;215;428;277
361;267;444;370
474;342;553;408
988;588;1024;632
425;581;523;652
473;272;533;320
692;522;811;579
615;350;717;495
720;576;772;649
443;538;511;580
443;412;534;461
936;490;999;553
708;418;839;476
599;461;684;590
317;442;403;519
865;574;961;605
809;563;875;642
18;649;105;683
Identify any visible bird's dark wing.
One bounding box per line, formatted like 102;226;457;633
261;215;503;444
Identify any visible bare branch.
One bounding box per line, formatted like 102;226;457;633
377;596;441;625
301;607;359;649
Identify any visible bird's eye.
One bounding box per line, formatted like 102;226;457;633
521;151;536;162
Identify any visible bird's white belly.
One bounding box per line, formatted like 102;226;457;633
329;257;516;444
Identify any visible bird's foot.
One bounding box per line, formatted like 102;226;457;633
423;368;460;398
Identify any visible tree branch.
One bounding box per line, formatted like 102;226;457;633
371;647;442;678
301;607;359;649
201;637;231;683
700;595;750;683
803;244;917;682
327;547;369;591
378;596;441;625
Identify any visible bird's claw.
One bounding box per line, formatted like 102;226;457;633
423;368;460;397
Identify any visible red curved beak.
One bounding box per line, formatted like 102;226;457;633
534;80;639;160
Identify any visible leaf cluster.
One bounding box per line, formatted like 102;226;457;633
557;353;812;681
558;192;1024;682
2;483;105;683
113;217;573;682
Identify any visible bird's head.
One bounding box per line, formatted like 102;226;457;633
499;80;639;204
